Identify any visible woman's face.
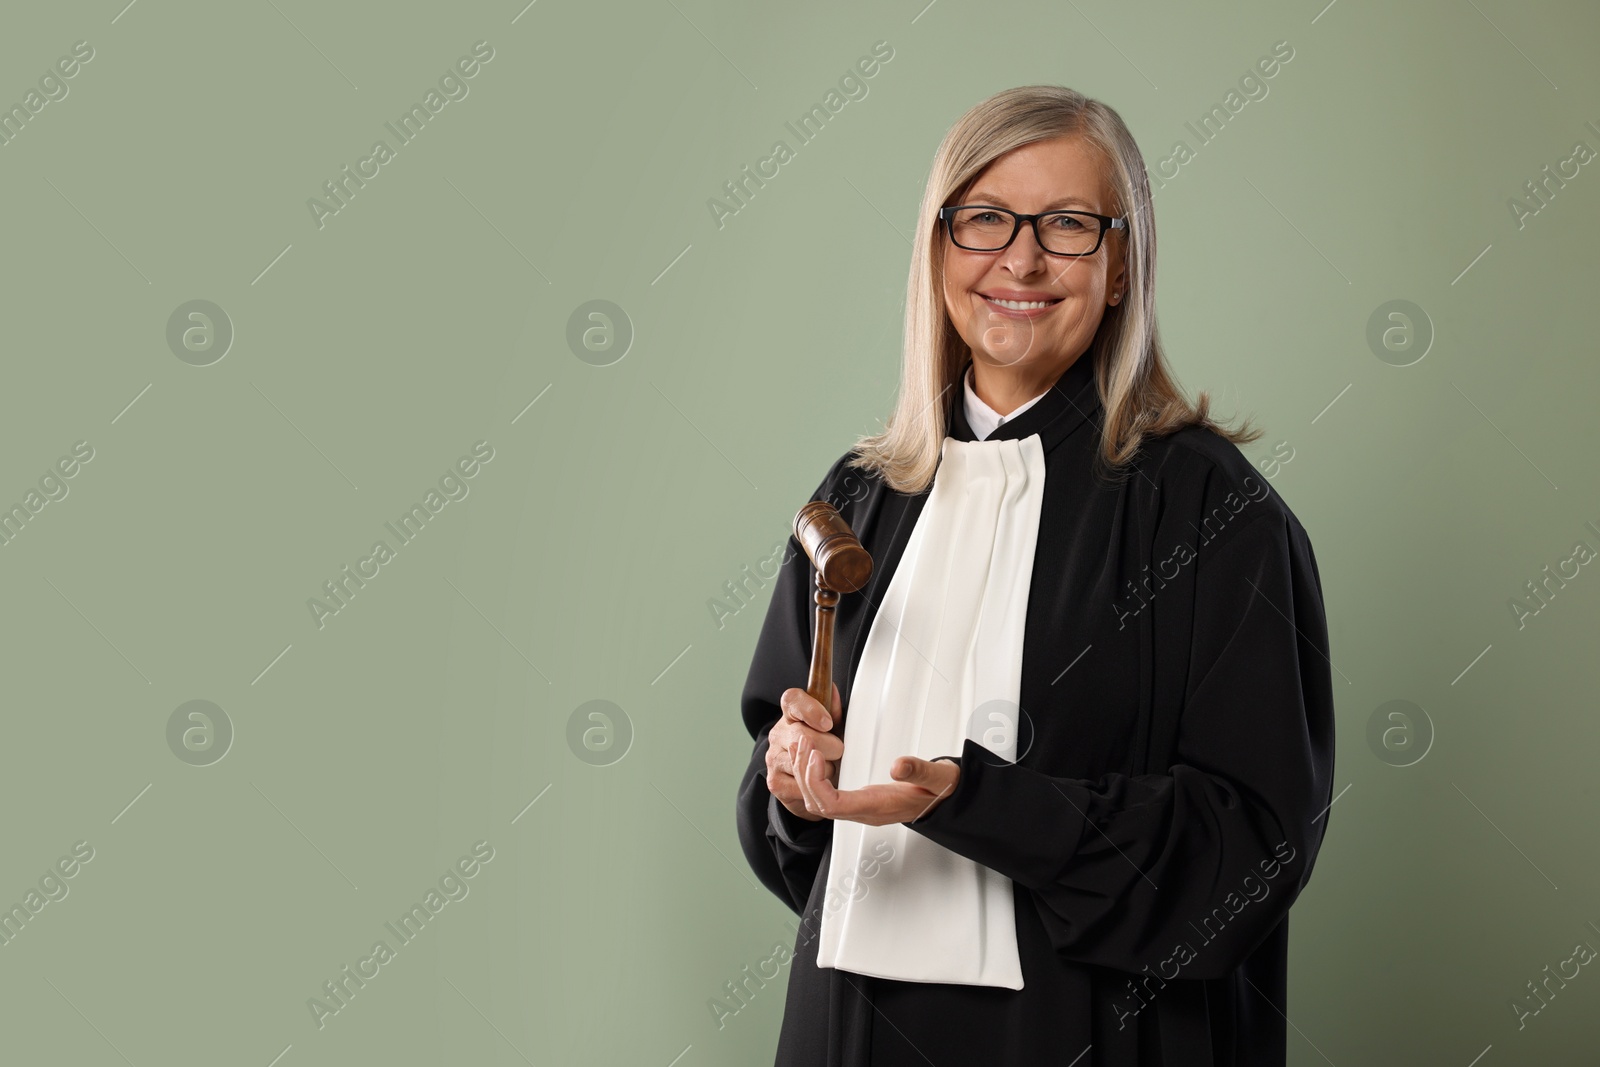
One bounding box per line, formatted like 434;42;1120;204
940;134;1127;374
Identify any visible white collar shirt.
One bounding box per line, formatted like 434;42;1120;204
962;366;1049;441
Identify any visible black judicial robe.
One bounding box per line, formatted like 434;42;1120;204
735;352;1336;1067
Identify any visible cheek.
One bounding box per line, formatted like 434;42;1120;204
942;249;980;289
940;269;971;322
944;260;983;307
942;293;968;339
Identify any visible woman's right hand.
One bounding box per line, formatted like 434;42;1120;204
766;682;845;823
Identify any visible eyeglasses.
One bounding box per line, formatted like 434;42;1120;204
938;204;1128;257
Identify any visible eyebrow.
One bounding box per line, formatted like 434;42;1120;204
965;192;1098;211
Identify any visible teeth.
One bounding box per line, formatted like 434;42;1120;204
987;297;1057;310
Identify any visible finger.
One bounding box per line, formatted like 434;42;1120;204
771;773;829;823
890;758;959;822
793;723;844;762
774;714;841;761
770;734;793;778
778;688;802;723
766;723;798;777
781;686;833;733
793;736;821;814
800;737;845;816
797;735;838;817
889;755;940;788
768;769;803;809
890;756;960;800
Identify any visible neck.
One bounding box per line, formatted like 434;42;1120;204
969;355;1080;416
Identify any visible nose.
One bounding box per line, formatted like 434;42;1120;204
999;223;1048;277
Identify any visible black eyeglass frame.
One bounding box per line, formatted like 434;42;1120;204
937;204;1129;257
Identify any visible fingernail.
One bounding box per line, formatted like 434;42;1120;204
820;715;831;730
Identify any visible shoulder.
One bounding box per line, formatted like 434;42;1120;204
804;448;880;525
1129;424;1309;550
1137;423;1261;487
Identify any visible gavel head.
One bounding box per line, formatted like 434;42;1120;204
793;501;872;593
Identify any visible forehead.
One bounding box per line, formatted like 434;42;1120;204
963;135;1111;210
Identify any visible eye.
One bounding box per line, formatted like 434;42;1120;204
1045;213;1087;230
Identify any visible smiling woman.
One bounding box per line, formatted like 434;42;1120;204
736;85;1336;1067
936;135;1131;417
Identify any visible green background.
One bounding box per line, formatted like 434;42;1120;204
1;0;1597;1063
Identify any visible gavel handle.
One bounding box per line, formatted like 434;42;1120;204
806;576;845;739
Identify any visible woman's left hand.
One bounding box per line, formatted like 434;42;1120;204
792;732;960;826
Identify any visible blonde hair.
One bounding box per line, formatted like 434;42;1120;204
848;85;1260;493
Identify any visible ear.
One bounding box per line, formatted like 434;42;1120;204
1107;249;1128;306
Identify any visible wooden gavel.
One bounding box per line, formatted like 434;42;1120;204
792;501;873;740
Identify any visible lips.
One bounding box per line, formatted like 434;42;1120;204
977;289;1064;319
983;296;1061;310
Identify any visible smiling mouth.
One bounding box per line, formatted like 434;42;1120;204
982;296;1062;311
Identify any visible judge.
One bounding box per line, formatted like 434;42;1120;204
736;85;1336;1066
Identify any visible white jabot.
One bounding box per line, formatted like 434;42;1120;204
962;366;1049;441
816;432;1047;990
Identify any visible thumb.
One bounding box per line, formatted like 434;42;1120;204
890;756;956;790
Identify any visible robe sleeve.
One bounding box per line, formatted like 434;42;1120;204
735;463;849;916
907;508;1336;979
736;721;832;915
